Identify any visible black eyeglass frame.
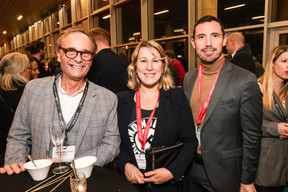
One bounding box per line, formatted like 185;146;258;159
59;46;94;61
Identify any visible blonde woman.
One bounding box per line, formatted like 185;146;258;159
255;45;288;192
115;41;197;191
0;52;30;166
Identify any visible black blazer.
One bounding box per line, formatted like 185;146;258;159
87;48;129;94
183;60;262;192
231;46;256;74
115;88;197;190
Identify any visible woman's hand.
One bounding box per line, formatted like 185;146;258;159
124;162;145;184
278;123;288;138
143;168;174;184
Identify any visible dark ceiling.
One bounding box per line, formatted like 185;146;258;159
0;0;62;46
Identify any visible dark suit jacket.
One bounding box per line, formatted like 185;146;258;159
183;60;262;192
231;46;256;74
255;93;288;186
87;48;129;94
115;88;197;191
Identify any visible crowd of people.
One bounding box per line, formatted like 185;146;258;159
0;15;287;192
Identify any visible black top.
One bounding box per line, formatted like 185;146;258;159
33;57;51;78
0;82;25;158
87;48;129;93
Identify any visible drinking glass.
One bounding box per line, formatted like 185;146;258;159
49;121;69;174
70;172;87;192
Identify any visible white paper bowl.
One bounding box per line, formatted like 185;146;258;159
72;156;97;178
23;159;52;181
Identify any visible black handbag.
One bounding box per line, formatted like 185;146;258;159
145;142;183;171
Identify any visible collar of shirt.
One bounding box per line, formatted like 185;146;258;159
57;78;86;97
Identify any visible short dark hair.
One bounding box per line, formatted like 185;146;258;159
89;27;109;42
165;50;176;59
193;15;225;38
25;40;45;54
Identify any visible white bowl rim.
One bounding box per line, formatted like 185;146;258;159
74;156;97;168
23;159;52;170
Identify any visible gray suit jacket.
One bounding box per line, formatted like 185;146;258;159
255;93;288;186
5;77;120;166
183;60;262;192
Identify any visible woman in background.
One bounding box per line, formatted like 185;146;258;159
115;41;197;191
255;45;288;192
0;52;30;166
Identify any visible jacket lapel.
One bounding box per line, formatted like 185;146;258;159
202;61;232;128
44;77;56;154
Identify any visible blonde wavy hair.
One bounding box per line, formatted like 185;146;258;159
258;45;288;110
127;40;175;91
0;52;29;91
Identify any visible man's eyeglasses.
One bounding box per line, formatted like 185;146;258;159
59;46;93;61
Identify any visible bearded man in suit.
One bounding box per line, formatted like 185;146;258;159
183;15;262;192
0;28;120;175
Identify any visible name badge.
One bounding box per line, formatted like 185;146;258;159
136;153;146;170
195;124;201;146
52;146;75;162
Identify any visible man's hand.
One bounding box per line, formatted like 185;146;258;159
124;162;145;184
143;168;174;185
0;163;25;175
240;183;257;192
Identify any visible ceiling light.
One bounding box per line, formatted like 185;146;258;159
224;4;245;10
3;31;7;34
252;16;265;20
57;22;60;25
38;20;41;23
17;15;23;20
102;15;110;19
133;32;141;36
32;25;35;27
154;10;169;15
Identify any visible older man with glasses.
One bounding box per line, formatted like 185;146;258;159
0;28;120;175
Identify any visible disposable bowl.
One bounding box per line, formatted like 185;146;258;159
72;156;97;178
23;159;52;181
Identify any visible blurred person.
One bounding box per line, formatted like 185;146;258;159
88;27;129;93
23;51;40;80
25;40;49;78
165;49;186;86
0;52;30;166
255;45;288;192
184;15;262;192
115;40;197;191
226;32;256;74
0;28;120;175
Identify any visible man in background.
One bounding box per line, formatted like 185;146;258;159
25;40;50;78
226;32;256;74
165;49;186;86
88;28;128;93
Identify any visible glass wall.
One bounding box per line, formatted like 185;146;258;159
271;0;288;22
152;0;188;39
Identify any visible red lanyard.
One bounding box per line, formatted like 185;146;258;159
197;58;225;125
136;89;160;150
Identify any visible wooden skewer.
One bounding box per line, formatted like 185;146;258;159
31;170;72;192
25;174;56;192
25;170;72;192
50;172;73;192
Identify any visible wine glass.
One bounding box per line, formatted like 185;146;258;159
70;172;87;192
49;121;69;174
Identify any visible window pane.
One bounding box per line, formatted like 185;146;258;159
64;2;72;26
93;11;110;32
271;0;288;22
218;0;265;28
117;0;141;44
279;34;288;45
93;0;109;11
224;28;263;65
152;0;188;39
76;19;89;30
